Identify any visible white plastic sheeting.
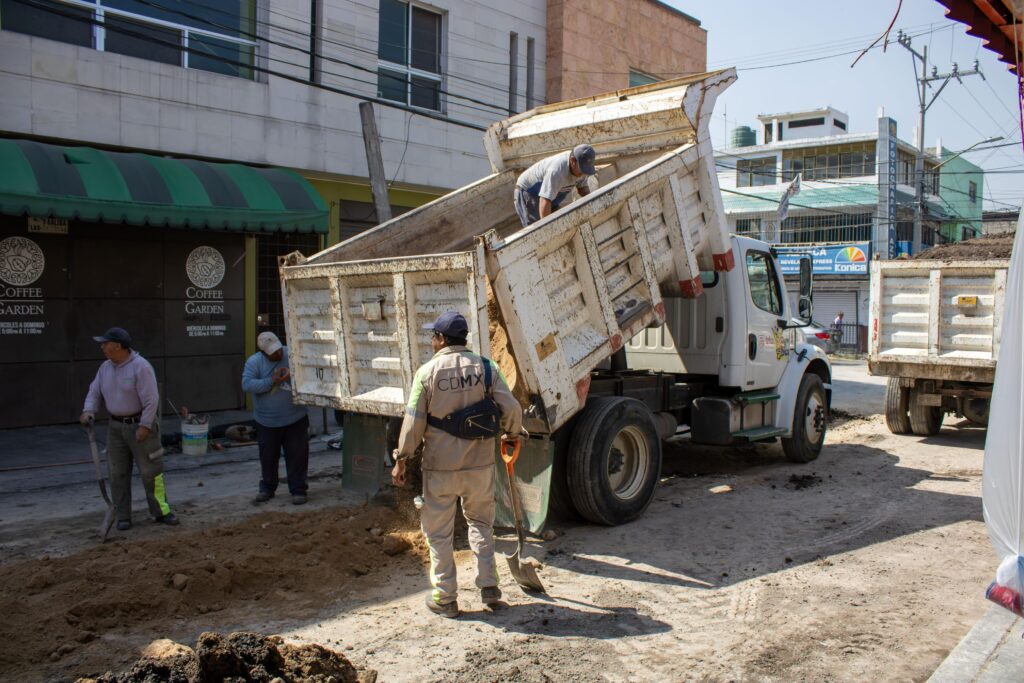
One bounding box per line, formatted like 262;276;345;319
983;209;1024;616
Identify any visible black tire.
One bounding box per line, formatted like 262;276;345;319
781;373;827;463
566;397;662;526
884;377;912;434
908;386;943;436
963;398;990;426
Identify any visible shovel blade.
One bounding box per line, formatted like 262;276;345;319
505;550;545;592
99;504;116;542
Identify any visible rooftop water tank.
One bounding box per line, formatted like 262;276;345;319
730;126;756;148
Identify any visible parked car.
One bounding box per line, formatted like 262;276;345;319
794;319;833;353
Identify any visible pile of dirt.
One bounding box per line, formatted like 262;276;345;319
77;631;374;683
912;232;1015;261
0;504;426;680
787;473;822;490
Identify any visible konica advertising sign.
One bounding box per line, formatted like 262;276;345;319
775;243;870;276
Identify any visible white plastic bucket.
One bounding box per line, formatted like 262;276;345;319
181;421;209;455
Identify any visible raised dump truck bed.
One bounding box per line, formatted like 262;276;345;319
280;69;736;434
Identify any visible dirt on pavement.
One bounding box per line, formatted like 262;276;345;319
0;501;426;681
0;410;994;682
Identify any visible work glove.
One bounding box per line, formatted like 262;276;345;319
79;411;95;425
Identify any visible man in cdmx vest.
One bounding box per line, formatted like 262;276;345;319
391;311;523;618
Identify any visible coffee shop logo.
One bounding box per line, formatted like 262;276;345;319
0;236;45;286
185;246;225;289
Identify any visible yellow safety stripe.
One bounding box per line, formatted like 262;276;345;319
153;473;171;516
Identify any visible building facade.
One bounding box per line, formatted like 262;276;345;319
0;0;548;428
716;107;984;350
546;0;706;101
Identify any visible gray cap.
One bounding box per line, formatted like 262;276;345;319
572;144;597;175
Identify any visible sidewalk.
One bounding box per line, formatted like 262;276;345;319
929;605;1024;682
0;407;340;495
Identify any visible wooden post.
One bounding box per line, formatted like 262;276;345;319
359;102;392;224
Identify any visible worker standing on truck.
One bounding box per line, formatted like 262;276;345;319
242;331;310;506
79;327;178;531
391;311;523;618
514;144;598;226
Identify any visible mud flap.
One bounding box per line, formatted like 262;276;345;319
494;437;553;534
342;413;391;493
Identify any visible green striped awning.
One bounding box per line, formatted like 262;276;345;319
0;138;328;233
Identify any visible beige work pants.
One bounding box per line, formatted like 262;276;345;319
421;466;499;606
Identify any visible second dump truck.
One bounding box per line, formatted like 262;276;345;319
279;69;832;529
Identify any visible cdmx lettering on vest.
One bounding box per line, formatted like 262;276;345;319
436;371;484;391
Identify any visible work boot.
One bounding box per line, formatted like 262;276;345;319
481;586;503;608
156;513;180;526
116;520;132;531
291;494;307;505
252;491;273;504
425;594;459;619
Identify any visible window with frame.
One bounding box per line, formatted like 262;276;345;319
629;70;659;87
745;251;783;315
969;180;978;203
378;0;442;111
0;0;257;79
735;217;760;237
737;157;777;187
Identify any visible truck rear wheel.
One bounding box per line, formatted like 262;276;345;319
909;386;943;436
567;397;662;526
884;378;912;434
782;373;827;463
963;398;990;426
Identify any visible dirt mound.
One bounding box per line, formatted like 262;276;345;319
0;504;426;680
78;631;371;683
912;232;1015;261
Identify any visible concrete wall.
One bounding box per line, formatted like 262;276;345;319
546;0;706;102
0;0;546;192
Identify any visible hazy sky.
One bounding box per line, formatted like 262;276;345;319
668;0;1022;212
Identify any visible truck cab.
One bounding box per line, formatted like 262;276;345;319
627;235;832;459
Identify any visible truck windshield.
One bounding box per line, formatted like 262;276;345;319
745;251;782;315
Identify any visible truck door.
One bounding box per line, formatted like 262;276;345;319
742;247;789;390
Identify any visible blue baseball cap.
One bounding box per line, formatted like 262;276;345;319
424;311;469;339
93;327;132;346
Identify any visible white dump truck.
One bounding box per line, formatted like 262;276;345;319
279;69;833;528
869;250;1011;435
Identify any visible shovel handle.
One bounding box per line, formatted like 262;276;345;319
500;438;521;468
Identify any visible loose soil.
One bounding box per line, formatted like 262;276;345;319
1;412;994;682
79;631;368;683
912;232;1015;261
0;502;427;681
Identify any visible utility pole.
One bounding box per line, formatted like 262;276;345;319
896;30;984;254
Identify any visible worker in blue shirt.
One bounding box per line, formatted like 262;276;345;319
242;331;310;505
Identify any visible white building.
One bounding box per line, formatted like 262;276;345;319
716;107;984;351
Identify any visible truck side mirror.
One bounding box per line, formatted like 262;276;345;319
798;257;813;323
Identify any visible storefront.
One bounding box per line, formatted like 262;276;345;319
0;138;328;429
777;242;871;351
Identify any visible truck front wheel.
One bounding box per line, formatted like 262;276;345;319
884;378;912;434
908;386;943;436
781;373;827;463
567;397;662;526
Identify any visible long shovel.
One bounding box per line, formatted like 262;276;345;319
86;421;117;541
500;439;545;592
